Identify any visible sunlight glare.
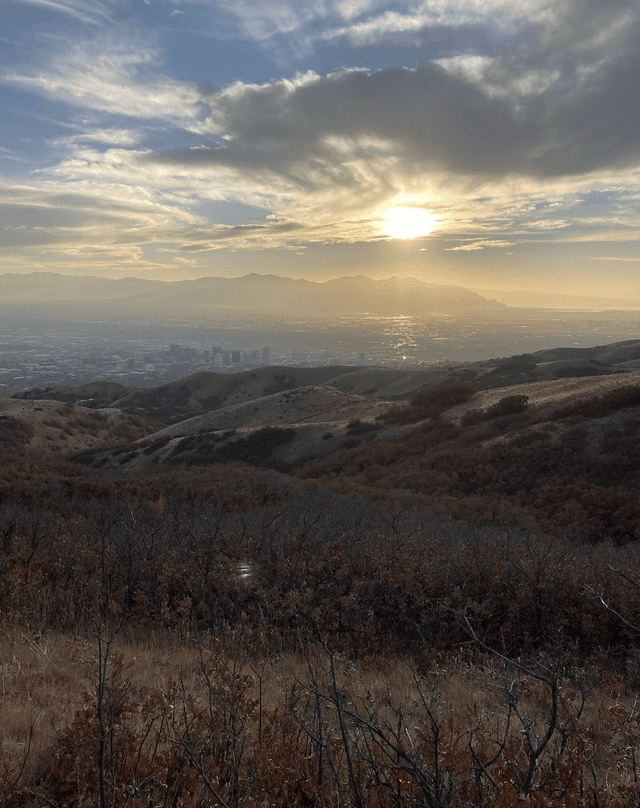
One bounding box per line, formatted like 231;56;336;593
383;207;438;239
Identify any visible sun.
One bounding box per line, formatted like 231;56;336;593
383;207;438;239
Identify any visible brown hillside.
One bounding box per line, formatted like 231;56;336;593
111;366;363;422
0;398;160;454
156;384;388;437
447;370;640;423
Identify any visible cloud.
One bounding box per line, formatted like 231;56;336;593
324;2;520;47
444;239;516;251
20;0;113;25
53;128;143;147
144;24;640;191
0;147;33;164
435;56;561;102
210;0;551;48
587;255;640;262
150;64;520;189
523;219;571;230
96;8;632;250
4;0;640;272
3;37;204;127
314;0;640;53
203;0;319;40
336;0;380;20
0;174;201;253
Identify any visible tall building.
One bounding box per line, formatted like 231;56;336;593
262;346;271;366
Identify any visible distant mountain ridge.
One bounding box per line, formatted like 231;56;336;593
0;272;506;316
474;287;640;310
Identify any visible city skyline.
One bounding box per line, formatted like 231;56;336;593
2;0;640;299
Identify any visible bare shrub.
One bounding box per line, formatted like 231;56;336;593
380;382;476;425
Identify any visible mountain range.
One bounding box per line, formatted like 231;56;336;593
473;287;640;310
0;272;507;316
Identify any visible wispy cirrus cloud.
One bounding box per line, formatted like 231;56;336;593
19;0;114;24
587;255;640;262
213;0;551;47
52;128;143;147
444;239;516;251
522;219;572;230
324;0;540;47
3;36;204;126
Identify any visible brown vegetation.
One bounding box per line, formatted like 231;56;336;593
378;382;477;425
0;452;638;804
12;381;133;409
3;350;640;805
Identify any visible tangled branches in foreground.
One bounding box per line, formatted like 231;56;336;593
1;460;640;805
3;627;640;808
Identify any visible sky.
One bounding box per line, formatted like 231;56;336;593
2;0;640;298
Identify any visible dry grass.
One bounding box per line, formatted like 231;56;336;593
3;626;640;806
155;385;388;438
0;398;161;456
447;369;640;424
0;627;92;793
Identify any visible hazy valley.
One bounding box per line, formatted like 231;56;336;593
3;273;640;399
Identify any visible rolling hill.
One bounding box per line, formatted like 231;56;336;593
110;366;363;422
0;397;160;454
